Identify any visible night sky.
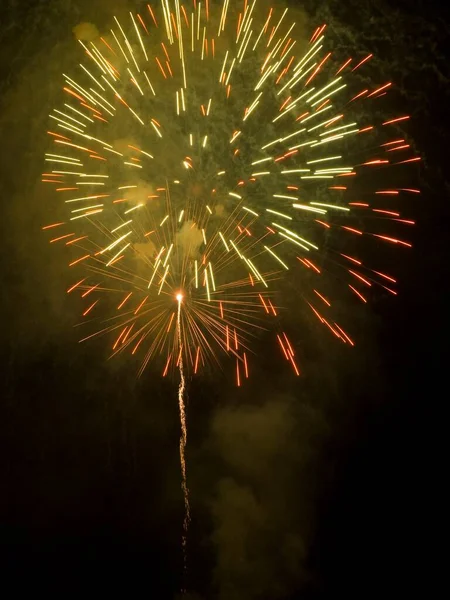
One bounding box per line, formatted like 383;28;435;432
0;0;447;597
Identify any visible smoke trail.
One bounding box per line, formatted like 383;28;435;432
177;295;190;588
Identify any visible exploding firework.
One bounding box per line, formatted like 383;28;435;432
42;1;418;380
42;0;419;581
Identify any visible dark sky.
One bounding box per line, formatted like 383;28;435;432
0;0;447;597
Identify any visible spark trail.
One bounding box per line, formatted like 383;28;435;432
176;292;190;583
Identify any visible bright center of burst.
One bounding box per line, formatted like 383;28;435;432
176;293;183;303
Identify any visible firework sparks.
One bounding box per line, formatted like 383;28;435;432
43;0;418;585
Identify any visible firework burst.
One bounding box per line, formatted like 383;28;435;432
42;0;419;581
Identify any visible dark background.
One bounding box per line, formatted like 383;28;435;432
0;0;447;597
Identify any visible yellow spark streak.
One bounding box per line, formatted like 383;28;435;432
218;0;229;35
65;194;109;204
320;123;357;136
266;209;292;220
307;156;342;164
106;243;130;266
111;220;132;232
69;209;103;220
114;16;140;71
143;72;156;95
229;239;242;258
208;262;216;291
128;68;144;95
53;170;85;176
242;206;259;217
311;135;345;147
197;2;201;40
71;204;103;213
151;121;163;137
219;50;228;82
272;223;318;249
315;168;352;174
268;8;288;45
243;92;262;121
111;29;129;64
79;41;107;76
274;194;298;200
79;174;108;178
254;63;277;91
311;83;346;106
237;25;253;63
279;231;310;250
53;110;87;128
272;22;295;59
219;232;230;251
104;148;123;157
79;65;105;92
64;74;98;105
247;259;268;287
163;243;174;266
90;88;116;117
251;157;272;165
124;203;144;213
307;77;343;102
293;203;327;214
201;26;206;60
91;43;116;79
158;265;170;294
264;245;289;269
225;58;236;85
205;269;211;301
148;259;161;289
230;131;241;143
308;116;342;132
300;105;332;123
46;158;83;166
100;231;132;253
311;203;350;211
130;12;149;61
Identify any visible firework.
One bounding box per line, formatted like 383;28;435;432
42;1;418;379
42;0;418;580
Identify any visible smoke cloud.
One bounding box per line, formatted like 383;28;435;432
208;392;326;599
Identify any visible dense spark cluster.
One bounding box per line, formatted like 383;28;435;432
42;0;419;384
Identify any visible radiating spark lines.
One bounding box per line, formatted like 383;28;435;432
43;0;418;383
